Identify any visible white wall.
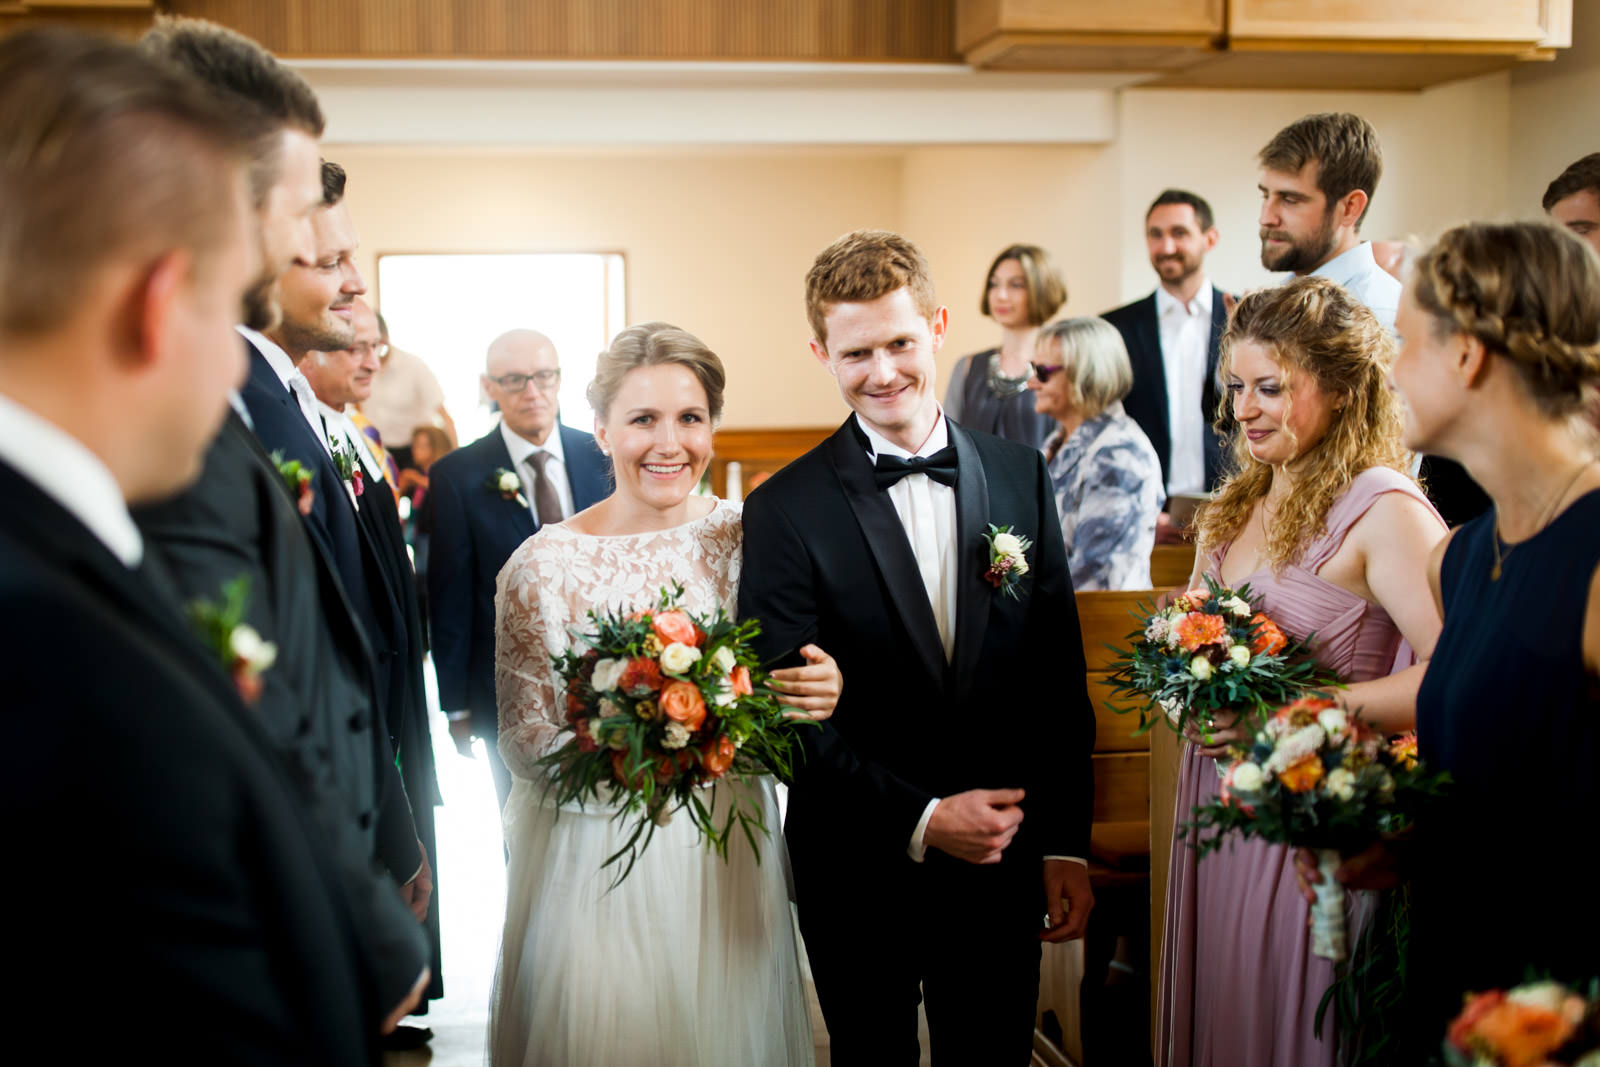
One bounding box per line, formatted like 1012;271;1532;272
1509;0;1600;217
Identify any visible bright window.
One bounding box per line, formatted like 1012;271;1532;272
376;252;627;445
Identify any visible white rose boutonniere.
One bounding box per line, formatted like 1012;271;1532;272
983;523;1034;600
487;468;529;509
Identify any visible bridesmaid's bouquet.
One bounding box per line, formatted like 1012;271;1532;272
1182;697;1449;960
1105;575;1339;741
1445;979;1600;1067
539;583;811;885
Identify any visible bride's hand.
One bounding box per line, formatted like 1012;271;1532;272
769;644;842;722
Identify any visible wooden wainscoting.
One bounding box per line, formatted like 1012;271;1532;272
709;426;833;501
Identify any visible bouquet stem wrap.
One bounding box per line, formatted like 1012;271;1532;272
1311;847;1348;961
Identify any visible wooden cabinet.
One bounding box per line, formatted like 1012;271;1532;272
957;0;1223;71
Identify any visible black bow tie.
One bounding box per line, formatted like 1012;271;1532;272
873;446;959;490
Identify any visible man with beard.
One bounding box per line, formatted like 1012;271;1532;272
1256;111;1487;526
1102;189;1231;544
129;15;431;1042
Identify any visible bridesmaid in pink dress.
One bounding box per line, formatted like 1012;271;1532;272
1155;278;1447;1067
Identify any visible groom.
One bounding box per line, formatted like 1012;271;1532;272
740;230;1096;1063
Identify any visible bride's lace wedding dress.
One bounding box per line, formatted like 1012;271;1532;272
487;498;813;1066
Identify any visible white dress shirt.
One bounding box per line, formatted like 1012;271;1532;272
0;393;142;567
1307;242;1401;332
500;421;574;525
1155;281;1213;497
237;326;327;446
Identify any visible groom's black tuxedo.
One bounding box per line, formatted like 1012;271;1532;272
1;460;379;1065
740;416;1095;1062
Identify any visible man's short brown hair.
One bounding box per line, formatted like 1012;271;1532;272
142;16;323;208
1543;153;1600;212
805;230;939;346
0;28;250;338
1258;112;1383;230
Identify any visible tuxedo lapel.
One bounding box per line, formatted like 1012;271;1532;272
823;422;946;686
1137;295;1168;431
482;427;538;540
948;420;992;702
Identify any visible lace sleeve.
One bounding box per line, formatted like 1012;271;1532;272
494;541;571;780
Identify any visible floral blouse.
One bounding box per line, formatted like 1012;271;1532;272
1043;401;1164;591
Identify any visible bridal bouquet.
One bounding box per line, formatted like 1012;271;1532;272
539;584;810;884
1445;979;1600;1067
1183;698;1449;960
1105;575;1340;740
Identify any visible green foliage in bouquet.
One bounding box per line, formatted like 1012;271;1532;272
538;583;814;886
1105;573;1342;736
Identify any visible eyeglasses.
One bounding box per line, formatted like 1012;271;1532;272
1030;362;1064;383
489;369;561;392
351;342;390;359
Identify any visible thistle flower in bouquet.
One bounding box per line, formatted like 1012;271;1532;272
1106;574;1340;738
1183;697;1449;960
1445;979;1600;1067
538;584;812;885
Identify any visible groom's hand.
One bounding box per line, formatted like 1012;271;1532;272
1040;860;1093;943
924;788;1025;864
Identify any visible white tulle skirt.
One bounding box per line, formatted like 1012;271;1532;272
488;774;814;1067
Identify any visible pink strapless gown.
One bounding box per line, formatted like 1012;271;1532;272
1155;468;1440;1067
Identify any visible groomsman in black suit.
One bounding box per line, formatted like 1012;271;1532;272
128;18;431;1031
1102;189;1232;542
0;28;396;1063
428;329;612;812
739;230;1096;1064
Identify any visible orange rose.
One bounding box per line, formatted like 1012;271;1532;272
1272;696;1335;731
1174;612;1228;652
652;610;698;648
1277;752;1325;793
701;735;736;778
660;680;707;730
1449;991;1505;1051
1388;731;1419;770
1249;614;1288;657
1472;999;1580;1067
619;656;663;694
729;665;753;698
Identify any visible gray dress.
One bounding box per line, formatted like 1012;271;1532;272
1042;402;1163;591
945;350;1053;449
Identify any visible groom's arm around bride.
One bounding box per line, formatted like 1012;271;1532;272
740;229;1096;1064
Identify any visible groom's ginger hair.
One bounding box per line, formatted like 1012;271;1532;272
0;28;249;339
805;229;939;347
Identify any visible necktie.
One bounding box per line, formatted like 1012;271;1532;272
527;451;563;526
873;446;958;490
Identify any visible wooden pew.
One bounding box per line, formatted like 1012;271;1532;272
1150;543;1198;589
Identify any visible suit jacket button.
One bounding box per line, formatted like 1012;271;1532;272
348;713;365;731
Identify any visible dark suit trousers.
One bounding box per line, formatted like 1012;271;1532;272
798;855;1042;1066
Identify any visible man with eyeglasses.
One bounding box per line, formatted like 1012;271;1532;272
426;328;612;814
364;312;456;472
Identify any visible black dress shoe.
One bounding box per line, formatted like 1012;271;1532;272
380;1024;434;1051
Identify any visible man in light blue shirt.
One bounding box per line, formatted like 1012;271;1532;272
1256;111;1400;329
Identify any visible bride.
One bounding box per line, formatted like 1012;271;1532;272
488;322;841;1066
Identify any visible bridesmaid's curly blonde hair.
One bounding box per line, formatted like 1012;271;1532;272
1192;276;1410;572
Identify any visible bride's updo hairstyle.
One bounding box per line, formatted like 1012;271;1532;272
587;321;727;425
1408;221;1600;420
1193;276;1408;572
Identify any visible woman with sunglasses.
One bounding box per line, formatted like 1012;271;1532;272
1025;317;1163;590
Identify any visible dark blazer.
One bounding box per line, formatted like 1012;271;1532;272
1102;287;1231;494
130;402;427;1012
1;460;378;1065
427;422;611;734
739;416;1096;878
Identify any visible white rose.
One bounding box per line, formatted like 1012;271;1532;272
1229;761;1264;793
591;657;626;693
1317;707;1349;738
1227;645;1251;668
713;681;736;707
1012;556;1029;576
710;646;737;675
230;625;277;672
992;532;1023;555
1189;656;1213;681
658;642;702;675
1507;981;1571;1013
1222;596;1252;618
498;470;519;493
1326;767;1356;801
661;720;691;750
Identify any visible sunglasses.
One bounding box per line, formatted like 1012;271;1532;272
1030;362;1064;383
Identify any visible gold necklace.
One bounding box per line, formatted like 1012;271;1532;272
1490;461;1594;581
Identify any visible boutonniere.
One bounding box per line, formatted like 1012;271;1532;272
270;451;314;516
487;468;529;509
329;437;364;498
188;576;277;705
983;523;1033;600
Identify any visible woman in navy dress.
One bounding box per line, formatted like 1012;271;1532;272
1322;221;1600;1052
